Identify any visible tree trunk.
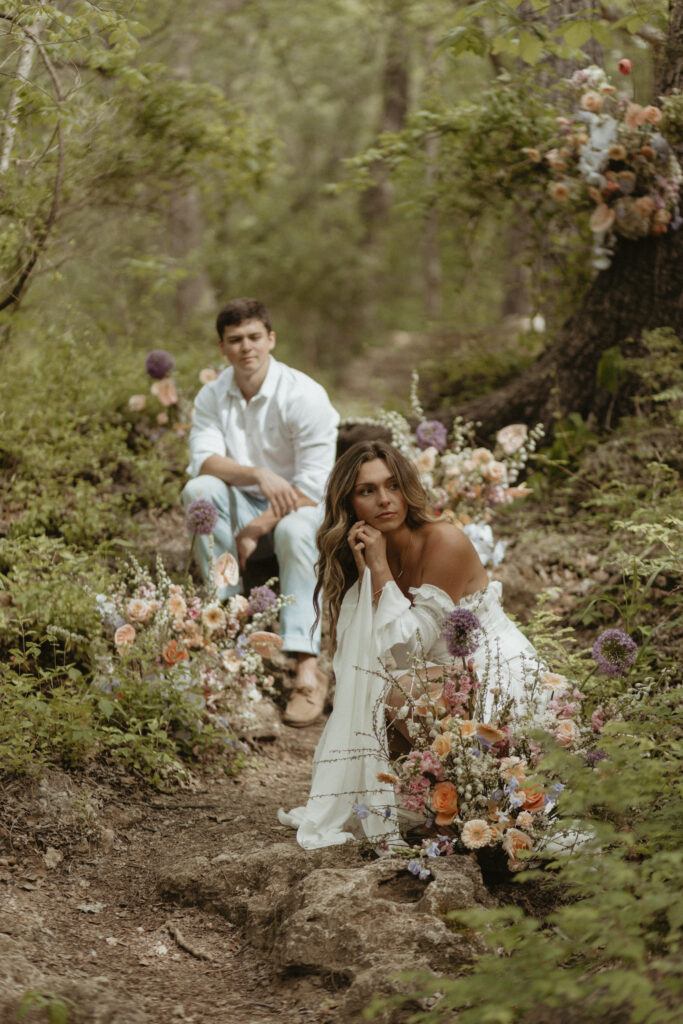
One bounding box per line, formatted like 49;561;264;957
451;1;683;439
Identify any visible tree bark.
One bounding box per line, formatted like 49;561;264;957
450;1;683;439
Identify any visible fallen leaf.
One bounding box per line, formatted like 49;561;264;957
77;902;105;914
44;847;63;869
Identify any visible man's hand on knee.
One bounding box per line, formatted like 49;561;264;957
253;467;300;518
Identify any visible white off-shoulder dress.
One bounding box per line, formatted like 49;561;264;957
278;567;542;850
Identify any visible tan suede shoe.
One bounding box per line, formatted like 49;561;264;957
283;672;328;728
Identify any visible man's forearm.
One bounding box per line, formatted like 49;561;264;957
240;490;316;539
198;454;262;489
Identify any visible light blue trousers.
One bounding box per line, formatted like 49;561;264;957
181;475;322;655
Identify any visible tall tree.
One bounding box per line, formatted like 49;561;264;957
456;1;683;436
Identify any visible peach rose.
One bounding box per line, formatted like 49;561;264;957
431;732;455;757
413;446;437;475
554;719;580;747
581;91;603;113
516;811;533;830
589;203;616;233
114;624;136;648
635;196;655;218
167;593;187;620
125;598;155;623
212;551;240;588
150;378;179;407
643;105;662;126
199;367;218;384
431;781;459;826
625;102;647;130
496;424;527;456
502;827;534;870
549;181;570;202
163;640;189;666
520;787;547;814
477;723;506;745
247;631;284;659
459;720;478;739
499;756;527;782
128;394;146;412
483;460;508;485
541;671;569;692
227;594;249;616
461;819;494;849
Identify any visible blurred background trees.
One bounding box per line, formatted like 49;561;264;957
1;0;680;428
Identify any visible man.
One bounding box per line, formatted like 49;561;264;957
182;298;339;727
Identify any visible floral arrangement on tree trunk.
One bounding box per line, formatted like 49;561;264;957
360;613;640;879
93;552;290;739
526;63;682;270
350;372;543;565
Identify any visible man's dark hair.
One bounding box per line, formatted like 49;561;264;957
216;298;273;338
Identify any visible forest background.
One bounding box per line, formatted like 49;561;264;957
0;1;681;1022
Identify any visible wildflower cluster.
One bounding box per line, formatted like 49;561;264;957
127;350;224;438
525;64;682;270
93;557;292;728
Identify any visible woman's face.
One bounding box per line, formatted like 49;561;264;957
350;458;408;530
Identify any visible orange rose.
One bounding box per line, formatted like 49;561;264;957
247;631;284;659
477;723;506;745
520;787;547;814
163;640;189;666
502;827;533;870
114;624;136;648
431;781;459;826
431;732;455;757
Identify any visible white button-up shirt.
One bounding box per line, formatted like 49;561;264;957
187;357;339;503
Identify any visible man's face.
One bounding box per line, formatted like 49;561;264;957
219;318;275;377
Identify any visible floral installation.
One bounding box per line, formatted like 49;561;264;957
359;619;640;879
346;371;543;564
525;62;682;270
93;555;292;740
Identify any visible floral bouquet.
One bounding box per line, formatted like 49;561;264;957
93;553;291;733
352;372;543;563
526;63;682;269
126;349;225;438
367;616;641;878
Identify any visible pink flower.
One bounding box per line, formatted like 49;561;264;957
618;59;632;75
150;378;179;407
212;551;240;588
591;706;605;733
625;102;647;131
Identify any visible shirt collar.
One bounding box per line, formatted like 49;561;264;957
224;356;281;401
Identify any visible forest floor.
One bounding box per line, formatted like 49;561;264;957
0;516;601;1024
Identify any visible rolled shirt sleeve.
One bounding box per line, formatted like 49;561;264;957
187;383;227;478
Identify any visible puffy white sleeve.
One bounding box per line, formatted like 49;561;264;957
374;582;454;661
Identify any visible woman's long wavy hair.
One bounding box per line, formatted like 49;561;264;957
314;440;434;651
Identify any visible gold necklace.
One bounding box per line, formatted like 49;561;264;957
395;532;413;580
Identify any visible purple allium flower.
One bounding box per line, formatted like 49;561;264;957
247;585;278;614
415;419;448;452
185;498;218;535
145;349;175;379
353;802;370;820
592;629;638;676
441;608;482;658
585;749;608;767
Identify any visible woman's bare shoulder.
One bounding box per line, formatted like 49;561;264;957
420;520;472;555
417;521;486;600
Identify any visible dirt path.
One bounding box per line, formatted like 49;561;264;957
0;722;342;1024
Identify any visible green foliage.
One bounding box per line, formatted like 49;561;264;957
16;989;75;1024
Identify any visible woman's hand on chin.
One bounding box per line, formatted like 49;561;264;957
352;521;387;572
347;521;368;576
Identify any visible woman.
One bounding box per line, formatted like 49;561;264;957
278;441;542;850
